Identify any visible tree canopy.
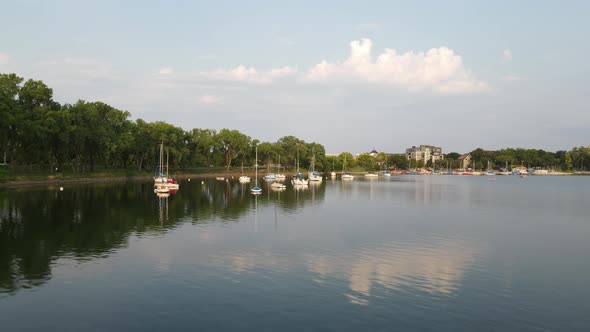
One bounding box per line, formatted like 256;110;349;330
0;73;327;173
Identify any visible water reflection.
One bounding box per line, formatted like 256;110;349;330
307;239;478;305
0;178;326;294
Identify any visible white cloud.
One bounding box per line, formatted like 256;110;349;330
269;66;297;78
159;67;174;75
503;49;513;62
0;52;11;65
203;65;297;84
199;95;221;104
305;38;488;94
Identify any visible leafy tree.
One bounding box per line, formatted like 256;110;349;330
215;129;251;171
338;152;356;170
445;152;460;160
188;128;217;167
565;152;573;170
0;73;24;164
389;154;408;170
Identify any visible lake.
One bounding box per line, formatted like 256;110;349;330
1;175;589;331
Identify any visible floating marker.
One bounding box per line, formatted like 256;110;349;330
59;187;64;191
188;178;191;182
201;181;204;184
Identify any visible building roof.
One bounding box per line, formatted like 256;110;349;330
458;153;471;160
370;149;378;154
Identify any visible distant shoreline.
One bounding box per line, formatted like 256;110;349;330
2;169;590;188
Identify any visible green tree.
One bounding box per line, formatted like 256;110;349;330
565;152;573;170
338;152;356;170
0;73;24;164
215;129;251;171
389;154;408;170
356;153;376;171
188;128;217;167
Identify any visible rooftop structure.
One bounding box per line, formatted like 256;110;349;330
406;145;444;163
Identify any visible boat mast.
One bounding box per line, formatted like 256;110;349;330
296;148;299;173
159;142;164;177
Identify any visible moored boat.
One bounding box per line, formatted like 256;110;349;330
154;142;179;190
251;145;262;194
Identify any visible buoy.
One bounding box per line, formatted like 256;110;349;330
59;187;64;191
226;179;229;182
201;181;204;184
188;178;191;182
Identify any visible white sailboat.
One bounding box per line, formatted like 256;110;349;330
251;145;262;194
341;155;354;180
330;157;336;177
239;162;250;183
154;142;167;185
275;155;286;180
308;148;322;182
154;142;179;190
291;148;309;185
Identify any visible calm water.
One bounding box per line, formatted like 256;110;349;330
1;176;589;331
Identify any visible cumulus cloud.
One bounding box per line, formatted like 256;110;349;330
203;65;297;84
159;67;174;75
503;49;513;62
199;94;221;104
305;38;488;94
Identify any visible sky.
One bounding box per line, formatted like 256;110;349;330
0;0;589;154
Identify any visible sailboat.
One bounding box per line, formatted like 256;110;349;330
330;157;336;177
341;155;354;180
291;147;309;185
239;162;250;183
486;160;496;176
263;156;276;181
275;155;286;180
251;145;262;194
308;148;322;182
154;142;179;190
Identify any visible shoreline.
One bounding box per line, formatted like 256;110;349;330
1;170;589;188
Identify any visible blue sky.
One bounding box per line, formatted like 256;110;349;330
1;0;588;154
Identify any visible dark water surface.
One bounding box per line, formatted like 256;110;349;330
1;176;589;331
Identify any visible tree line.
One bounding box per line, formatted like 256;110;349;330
326;148;590;172
0;73;328;173
445;147;589;171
